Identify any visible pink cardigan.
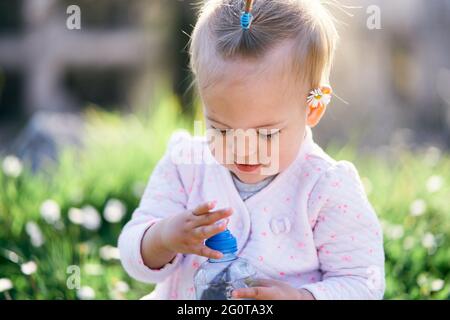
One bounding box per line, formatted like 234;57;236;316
118;127;385;300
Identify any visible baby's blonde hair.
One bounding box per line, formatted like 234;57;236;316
189;0;339;91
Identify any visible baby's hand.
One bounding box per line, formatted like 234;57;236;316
232;279;315;300
159;201;233;259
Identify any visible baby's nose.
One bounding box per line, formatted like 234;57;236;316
230;133;258;162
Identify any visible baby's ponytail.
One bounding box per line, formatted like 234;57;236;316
190;0;340;89
240;0;254;29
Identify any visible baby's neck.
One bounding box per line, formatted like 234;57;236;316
230;172;278;201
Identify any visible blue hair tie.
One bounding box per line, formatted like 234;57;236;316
240;12;253;30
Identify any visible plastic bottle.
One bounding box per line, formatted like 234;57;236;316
194;229;257;300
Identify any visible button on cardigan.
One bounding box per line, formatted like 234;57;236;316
118;127;385;300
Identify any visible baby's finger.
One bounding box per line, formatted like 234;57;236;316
193;245;223;260
194;208;233;227
231;287;275;300
192;220;228;240
192;201;216;216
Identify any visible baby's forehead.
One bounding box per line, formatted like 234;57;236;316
203;71;306;111
201;56;306;128
201;44;303;96
198;40;313;120
222;40;296;79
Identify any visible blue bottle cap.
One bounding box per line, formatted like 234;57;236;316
205;229;238;254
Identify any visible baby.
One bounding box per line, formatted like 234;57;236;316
119;0;385;300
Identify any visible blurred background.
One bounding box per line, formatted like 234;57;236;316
0;0;449;300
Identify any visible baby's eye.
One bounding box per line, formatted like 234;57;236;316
258;129;281;140
210;127;228;135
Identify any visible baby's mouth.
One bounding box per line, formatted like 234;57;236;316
234;163;262;173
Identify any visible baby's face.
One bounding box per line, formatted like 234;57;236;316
201;42;310;184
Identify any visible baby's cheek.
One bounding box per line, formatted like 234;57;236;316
277;141;303;171
208;140;229;165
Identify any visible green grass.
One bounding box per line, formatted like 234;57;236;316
0;96;449;300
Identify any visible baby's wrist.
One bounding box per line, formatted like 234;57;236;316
141;220;177;269
151;219;173;253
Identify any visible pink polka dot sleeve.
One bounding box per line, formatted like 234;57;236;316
301;161;386;299
118;132;191;283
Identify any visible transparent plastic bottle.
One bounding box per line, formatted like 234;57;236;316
194;229;257;300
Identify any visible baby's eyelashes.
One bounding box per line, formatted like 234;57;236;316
209;126;282;139
258;129;281;140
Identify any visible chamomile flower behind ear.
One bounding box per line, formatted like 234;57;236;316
307;86;333;109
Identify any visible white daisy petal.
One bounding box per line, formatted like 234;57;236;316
2;155;23;178
81;206;101;231
21;261;38;275
422;233;436;249
410;199;427;217
25;222;45;247
68;207;84;225
426;175;444;193
40;200;61;224
103;199;126;223
114;281;130;293
99;245;121;261
0;278;13;292
431;279;445;292
77;286;96;300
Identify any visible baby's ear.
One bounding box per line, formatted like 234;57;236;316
306;103;327;127
305;85;332;127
